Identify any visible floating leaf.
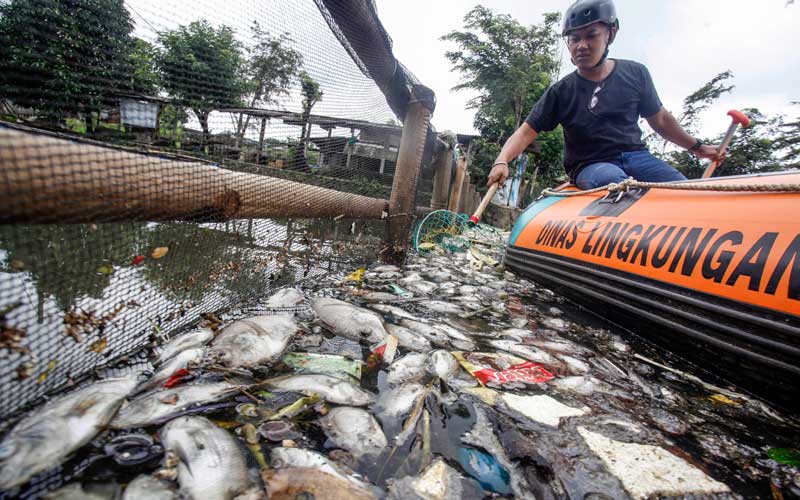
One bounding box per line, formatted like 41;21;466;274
151;247;169;259
767;448;800;467
9;260;25;271
710;394;741;406
16;362;34;380
97;264;114;275
89;337;108;353
344;267;365;283
132;255;145;265
37;360;58;384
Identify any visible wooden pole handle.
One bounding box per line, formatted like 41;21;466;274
468;183;499;226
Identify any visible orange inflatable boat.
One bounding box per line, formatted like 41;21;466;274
505;171;800;408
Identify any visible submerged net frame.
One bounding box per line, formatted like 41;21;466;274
0;0;439;421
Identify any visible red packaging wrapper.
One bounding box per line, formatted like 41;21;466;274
453;351;554;386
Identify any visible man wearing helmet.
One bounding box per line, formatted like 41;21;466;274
487;0;721;190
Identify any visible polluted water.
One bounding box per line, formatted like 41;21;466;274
1;227;799;500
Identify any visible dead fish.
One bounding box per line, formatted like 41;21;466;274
529;339;590;356
541;317;571;330
404;280;438;296
423;301;463;315
398;273;423;286
427;350;460;380
206;315;298;369
556;353;591;375
270;447;379;494
387;458;483;500
265;374;374;406
489;340;563;370
122;475;177;500
262;467;377;500
312;298;387;343
0;375;138;490
399;319;450;347
136;347;204;394
384;324;432;352
372;265;401;273
161;416;256;500
457;285;478;295
548;375;629;399
386;353;428;386
43;482;120;500
424;270;453;283
318;407;387;458
111;380;240;429
357;291;402;303
375;382;427;421
154;328;214;366
369;304;420;321
265;288;305;308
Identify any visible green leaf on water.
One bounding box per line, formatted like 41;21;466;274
767;448;800;467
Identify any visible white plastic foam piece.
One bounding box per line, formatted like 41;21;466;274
577;426;730;499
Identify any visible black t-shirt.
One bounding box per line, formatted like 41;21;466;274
525;59;662;178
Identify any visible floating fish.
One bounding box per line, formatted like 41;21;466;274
43;482;120;500
206;315;298;369
386;353;428;386
369;304;420;321
264;374;374;406
387;458;483;500
375;382;427;419
136;347;205;394
0;375;138;490
262;467;377;500
489;340;563;370
122;475;177;500
312;298;387;343
427;350;460;380
399;319;450;347
318;407;387;458
270;447;378;494
111;380;240;429
385;324;432;352
161;416;257;500
154;328;214;366
265;287;305;308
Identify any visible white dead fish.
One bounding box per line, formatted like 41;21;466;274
265;374;374;406
404;280;438;296
319;407;387;458
489;340;563;369
424;270;452;283
262;467;377;500
357;291;402;303
154;328;214;366
111;380;240;429
399;319;450;347
541;317;571;330
369;304;420;321
398;273;423;286
270;447;378;494
0;375;138;490
161;416;256;500
206;315;298;369
312;298;387;343
427;350;460;380
386;353;428;386
387;458;482;500
372;265;401;273
375;383;427;419
43;482;120;500
136;347;204;394
384;324;433;352
265;288;305;308
423;301;463;315
556;353;591;375
122;475;177;500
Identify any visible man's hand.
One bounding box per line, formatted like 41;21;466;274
693;144;722;161
487;163;509;187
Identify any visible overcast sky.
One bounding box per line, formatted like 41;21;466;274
375;0;800;139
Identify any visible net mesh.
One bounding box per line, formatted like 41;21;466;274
0;0;438;420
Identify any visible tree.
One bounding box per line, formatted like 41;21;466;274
442;6;561;138
234;22;303;148
0;0;135;125
127;38;162;96
299;71;323;156
774;102;800;169
158;20;246;145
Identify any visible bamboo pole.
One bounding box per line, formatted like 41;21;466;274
0;126;388;223
448;153;467;213
430;142;452;211
383;85;435;263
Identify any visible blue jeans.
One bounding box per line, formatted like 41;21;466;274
575;150;686;190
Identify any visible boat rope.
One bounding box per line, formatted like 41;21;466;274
541;177;800;197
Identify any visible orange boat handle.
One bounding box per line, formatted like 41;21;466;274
702;109;750;179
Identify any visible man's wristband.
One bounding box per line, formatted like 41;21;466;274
689;139;703;152
492;161;509;167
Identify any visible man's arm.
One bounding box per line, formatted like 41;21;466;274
487;123;539;186
646;107;719;160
